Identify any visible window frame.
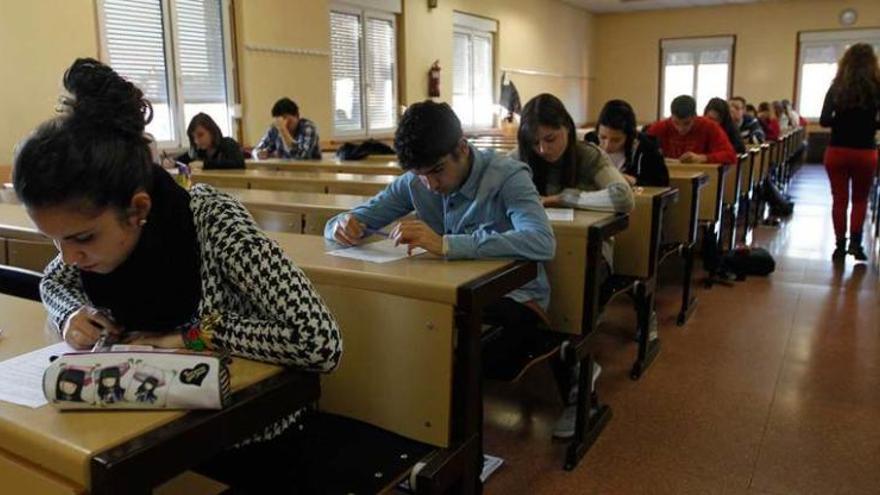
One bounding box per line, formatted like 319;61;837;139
657;35;736;119
452;18;497;131
794;28;880;119
96;0;237;150
329;4;399;139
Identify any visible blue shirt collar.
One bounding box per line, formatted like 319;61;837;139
454;145;486;200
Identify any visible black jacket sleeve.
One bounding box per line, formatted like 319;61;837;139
820;88;835;128
204;137;246;170
631;133;669;187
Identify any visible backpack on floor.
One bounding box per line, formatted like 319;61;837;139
721;246;776;279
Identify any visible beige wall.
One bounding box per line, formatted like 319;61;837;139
235;0;332;147
0;1;99;165
590;0;880;123
402;0;594;124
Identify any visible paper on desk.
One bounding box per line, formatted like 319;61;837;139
328;238;426;263
0;342;76;408
545;208;575;222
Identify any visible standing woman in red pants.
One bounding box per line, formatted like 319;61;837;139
820;43;880;261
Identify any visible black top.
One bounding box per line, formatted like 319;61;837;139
585;131;669;187
820;86;880;150
721;120;746;154
81;166;202;332
177;136;245;169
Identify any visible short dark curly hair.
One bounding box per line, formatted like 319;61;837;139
394;100;463;170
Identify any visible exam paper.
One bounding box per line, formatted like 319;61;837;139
0;342;76;408
545;208;575;221
328;239;426;263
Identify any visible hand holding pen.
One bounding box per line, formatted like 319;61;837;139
61;306;122;351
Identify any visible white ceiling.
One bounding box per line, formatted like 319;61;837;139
562;0;765;14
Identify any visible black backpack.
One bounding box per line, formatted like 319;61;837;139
335;139;395;161
722;246;776;280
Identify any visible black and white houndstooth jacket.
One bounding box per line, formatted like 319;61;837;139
40;184;343;441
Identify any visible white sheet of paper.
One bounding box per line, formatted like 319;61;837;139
328;238;426;264
0;342;76;408
545;208;575;222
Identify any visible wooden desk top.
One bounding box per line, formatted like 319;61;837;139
193;169;398;186
267;233;519;306
247;158;403;176
668;169;709;183
222;189;372;214
0;295;283;488
550;209;618;237
0;204;43;241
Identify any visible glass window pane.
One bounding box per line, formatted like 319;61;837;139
175;0;230;136
365;17;396;131
452;32;473;128
102;0;174;142
330;11;364;133
472;34;493;128
799;62;837;118
662;64;694;118
695;62;729;112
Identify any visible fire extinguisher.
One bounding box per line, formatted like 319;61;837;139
428;60;441;98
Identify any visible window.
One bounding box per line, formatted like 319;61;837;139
98;0;234;147
797;29;880;118
660;37;734;118
330;2;399;136
453;13;496;129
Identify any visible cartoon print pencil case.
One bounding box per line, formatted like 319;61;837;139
43;351;231;410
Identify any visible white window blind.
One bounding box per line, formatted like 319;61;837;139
796;30;880;118
331;11;364;133
660;36;734;118
330;6;397;136
99;0;233;146
101;0;174;141
453;13;496;129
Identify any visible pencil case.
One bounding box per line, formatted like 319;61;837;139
43;350;231;410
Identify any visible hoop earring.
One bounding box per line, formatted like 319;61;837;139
138;219;148;227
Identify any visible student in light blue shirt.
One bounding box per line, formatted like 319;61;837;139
326;101;570;386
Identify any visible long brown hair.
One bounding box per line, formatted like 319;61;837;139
832;43;880;109
517;93;578;195
186;112;223;154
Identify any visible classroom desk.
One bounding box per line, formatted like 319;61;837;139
246;158;403;176
0;213;534;492
611;187;678;379
666;171;708;325
208;189;627;471
666;161;731;282
0;204;57;271
191;169;396;196
221;189;371;235
0;295;318;495
267;233;535;493
535;209;630;469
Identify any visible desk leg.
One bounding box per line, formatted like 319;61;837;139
565;352;611;471
724;203;737;251
630;281;660;380
677;242;698;326
564;227;613;471
451;308;483;495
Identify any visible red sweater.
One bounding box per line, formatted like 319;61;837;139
647;116;737;164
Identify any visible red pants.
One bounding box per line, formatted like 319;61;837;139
824;146;878;239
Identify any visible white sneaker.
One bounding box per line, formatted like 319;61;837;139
553;363;601;439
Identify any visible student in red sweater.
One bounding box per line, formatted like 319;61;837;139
647;95;737;164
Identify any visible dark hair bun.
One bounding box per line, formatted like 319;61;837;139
63;57;152;138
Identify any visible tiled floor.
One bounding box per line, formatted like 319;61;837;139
483;164;880;495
